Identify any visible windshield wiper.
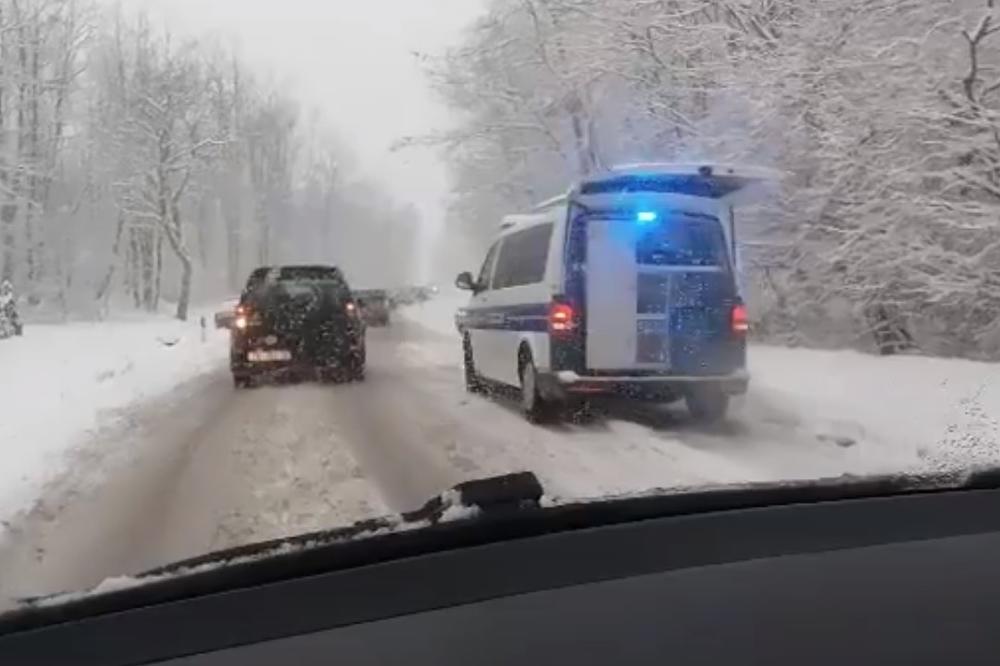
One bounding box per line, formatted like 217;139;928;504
138;471;544;579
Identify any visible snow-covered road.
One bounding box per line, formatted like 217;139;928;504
1;303;998;607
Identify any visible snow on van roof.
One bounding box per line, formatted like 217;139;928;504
525;164;782;211
498;211;556;232
606;162;785;180
531;193;570;211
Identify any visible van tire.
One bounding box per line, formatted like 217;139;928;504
519;349;554;423
685;385;729;423
463;336;484;393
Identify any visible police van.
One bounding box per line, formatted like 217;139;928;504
455;163;775;423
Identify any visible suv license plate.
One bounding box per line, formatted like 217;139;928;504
248;350;292;363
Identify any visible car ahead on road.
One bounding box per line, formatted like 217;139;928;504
354;289;391;327
231;265;365;387
455;163;776;423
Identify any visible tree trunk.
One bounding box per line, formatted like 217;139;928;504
16;5;30;286
164;202;193;321
25;20;42;286
0;204;14;282
128;226;141;308
153;230;163;310
225;203;241;291
256;192;269;265
176;253;192;321
140;229;155;310
96;211;127;302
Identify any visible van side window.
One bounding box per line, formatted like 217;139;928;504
477;242;500;290
492;223;553;290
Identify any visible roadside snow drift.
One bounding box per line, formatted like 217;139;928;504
0;314;228;523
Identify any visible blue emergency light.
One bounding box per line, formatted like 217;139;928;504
636;210;658;224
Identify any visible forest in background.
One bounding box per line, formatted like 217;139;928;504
0;0;417;322
426;0;1000;359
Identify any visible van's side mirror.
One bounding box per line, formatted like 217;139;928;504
455;271;477;292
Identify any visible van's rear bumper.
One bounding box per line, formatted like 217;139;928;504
541;370;749;400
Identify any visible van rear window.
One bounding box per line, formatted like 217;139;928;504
635;214;726;267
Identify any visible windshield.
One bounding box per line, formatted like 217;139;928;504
1;0;999;611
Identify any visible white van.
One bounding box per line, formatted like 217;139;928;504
455;163;775;422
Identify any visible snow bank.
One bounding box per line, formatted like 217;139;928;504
750;346;1000;472
0;313;228;523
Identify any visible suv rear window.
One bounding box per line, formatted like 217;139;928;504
255;279;349;301
242;266;351;304
275;266;346;283
635;214;727;267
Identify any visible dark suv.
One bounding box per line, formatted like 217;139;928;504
231;265;366;387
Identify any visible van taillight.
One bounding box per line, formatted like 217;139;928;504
731;303;749;334
549;302;575;334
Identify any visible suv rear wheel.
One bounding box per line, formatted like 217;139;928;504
685;384;729;423
348;349;366;382
233;374;255;389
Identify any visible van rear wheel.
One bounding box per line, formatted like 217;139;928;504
519;351;555;423
463;336;484;393
685;385;729;423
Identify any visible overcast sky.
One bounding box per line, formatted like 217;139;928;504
119;0;485;274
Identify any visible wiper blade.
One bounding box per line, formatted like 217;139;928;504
13;471;544;610
143;471;543;578
402;470;543;523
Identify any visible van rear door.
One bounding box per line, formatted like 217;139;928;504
584;212;739;374
578;164;775;375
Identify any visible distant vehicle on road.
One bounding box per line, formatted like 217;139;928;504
231;265;365;387
456;163;775;423
391;285;436;306
214;298;240;329
354;289;391;327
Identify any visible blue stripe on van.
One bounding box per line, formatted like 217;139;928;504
459;303;550;332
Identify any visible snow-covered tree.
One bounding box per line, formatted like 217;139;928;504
0;5;422;323
427;0;1000;359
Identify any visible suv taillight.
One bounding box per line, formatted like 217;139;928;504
234;305;250;330
731;303;749;335
549;301;575;334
